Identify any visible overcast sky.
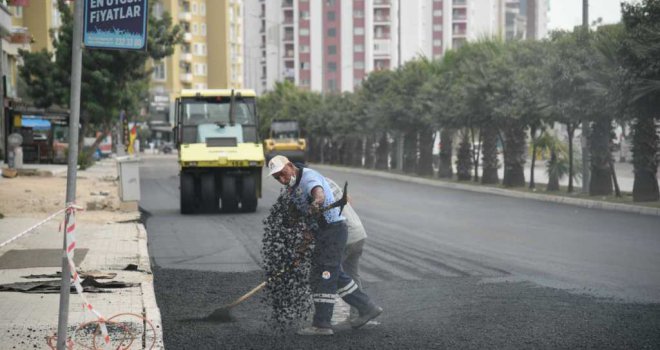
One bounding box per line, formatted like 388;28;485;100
547;0;634;31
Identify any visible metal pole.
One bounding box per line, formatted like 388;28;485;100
56;0;84;348
581;0;590;193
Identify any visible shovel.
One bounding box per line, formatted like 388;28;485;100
206;182;349;323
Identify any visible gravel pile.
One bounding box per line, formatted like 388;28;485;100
260;189;317;330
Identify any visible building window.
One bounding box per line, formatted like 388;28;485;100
433;24;442;31
153;61;166;81
354;9;364;18
328;45;337;55
327;79;337;91
326;0;336;6
327;62;337;72
300;44;310;53
193;23;198;34
201;24;207;36
354;27;364;35
194;63;207;76
300;11;310;20
300;28;310;36
327;11;335;21
200;2;206;15
301;62;310;69
328;28;336;37
354;61;365;69
433;10;442;16
354;44;364;52
192;2;198;14
13;6;23;17
433;39;442;47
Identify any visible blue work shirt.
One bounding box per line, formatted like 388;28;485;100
290;167;345;224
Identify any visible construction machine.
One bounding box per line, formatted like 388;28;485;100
174;89;264;214
263;119;307;163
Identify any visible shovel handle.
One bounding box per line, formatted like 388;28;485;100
226;281;267;308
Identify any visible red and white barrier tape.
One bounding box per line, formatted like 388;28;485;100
62;204;112;349
0;207;71;249
0;204;114;348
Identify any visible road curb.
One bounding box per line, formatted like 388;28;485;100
313;164;660;217
136;223;164;349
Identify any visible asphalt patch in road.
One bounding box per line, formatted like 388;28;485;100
153;267;660;349
0;248;88;269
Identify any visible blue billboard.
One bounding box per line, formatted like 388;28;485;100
83;0;148;50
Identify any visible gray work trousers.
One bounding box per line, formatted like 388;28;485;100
342;238;365;290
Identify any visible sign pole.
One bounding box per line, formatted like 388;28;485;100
56;0;84;348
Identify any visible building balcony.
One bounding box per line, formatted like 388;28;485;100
283;34;294;42
180;73;193;83
373;0;390;7
283;17;294;26
183;32;192;42
373;39;391;56
452;15;467;22
374;16;390;23
179;11;192;22
453;0;467;6
9;28;31;44
282;0;293;8
284;68;295;79
181;53;193;62
374;33;391;39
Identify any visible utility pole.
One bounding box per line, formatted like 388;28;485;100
396;0;403;171
56;0;83;348
581;0;591;193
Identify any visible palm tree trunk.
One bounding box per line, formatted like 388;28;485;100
438;128;453;178
567;123;575;193
403;130;417;173
589;119;613;196
375;132;389;170
502;125;527;187
456;132;472;181
364;135;375;169
547;150;560;192
631;116;660;202
418;129;434;176
529;124;538;189
481;126;499;184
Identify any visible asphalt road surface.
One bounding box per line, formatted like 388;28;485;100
139;154;660;349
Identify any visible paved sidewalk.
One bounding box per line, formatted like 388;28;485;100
0;158;162;349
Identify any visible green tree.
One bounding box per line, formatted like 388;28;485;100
545;30;595;193
620;0;660;202
19;0;182;160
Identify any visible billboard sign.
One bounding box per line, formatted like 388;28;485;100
83;0;148;50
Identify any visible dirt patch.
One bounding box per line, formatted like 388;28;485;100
0;162;137;224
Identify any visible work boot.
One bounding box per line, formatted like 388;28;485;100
296;326;334;336
350;305;383;329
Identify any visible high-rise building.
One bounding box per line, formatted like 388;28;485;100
148;0;244;133
244;0;547;94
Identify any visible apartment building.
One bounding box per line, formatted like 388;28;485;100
1;0;53;158
244;0;547;94
149;0;244;129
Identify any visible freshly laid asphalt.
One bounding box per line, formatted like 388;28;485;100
153;268;660;349
139;154;660;349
